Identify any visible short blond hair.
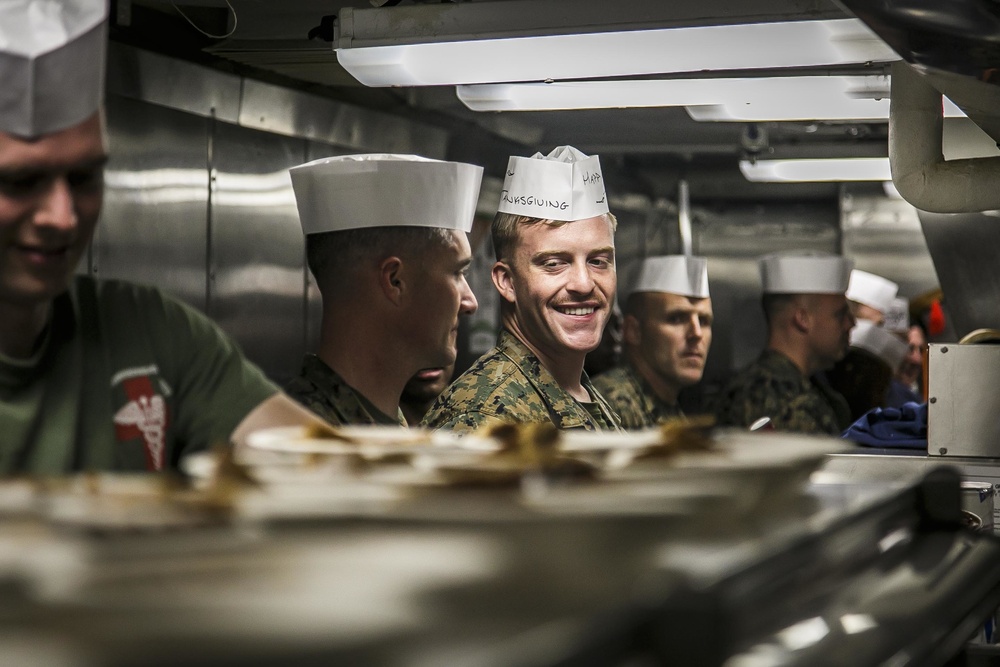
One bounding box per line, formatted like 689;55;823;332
491;211;618;262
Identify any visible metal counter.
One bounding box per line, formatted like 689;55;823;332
0;456;997;667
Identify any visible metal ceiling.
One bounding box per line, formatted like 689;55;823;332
115;0;998;203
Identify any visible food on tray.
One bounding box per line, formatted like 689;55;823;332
433;422;595;486
634;415;717;461
302;421;359;443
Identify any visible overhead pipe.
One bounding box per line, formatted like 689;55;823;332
890;61;1000;213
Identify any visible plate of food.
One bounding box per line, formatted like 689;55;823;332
245;424;500;458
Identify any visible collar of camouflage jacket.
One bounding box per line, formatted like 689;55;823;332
496;330;619;430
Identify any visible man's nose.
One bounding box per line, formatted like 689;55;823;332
34;177;78;232
460;276;478;315
566;262;595;294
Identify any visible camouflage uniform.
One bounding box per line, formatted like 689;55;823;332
286;355;407;427
592;363;683;429
714;349;852;435
422;330;622;434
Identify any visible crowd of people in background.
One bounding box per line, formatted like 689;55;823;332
2;0;940;475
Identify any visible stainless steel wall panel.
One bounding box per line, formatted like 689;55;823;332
841;183;940;302
210;124;308;385
94;95;210;312
240;79;448;158
106;43;242;124
919;209;1000;338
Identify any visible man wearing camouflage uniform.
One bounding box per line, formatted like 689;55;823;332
423;146;621;433
715;251;855;435
594;255;713;429
286;155;482;426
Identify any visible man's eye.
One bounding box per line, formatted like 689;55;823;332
67;169;104;190
0;174;45;195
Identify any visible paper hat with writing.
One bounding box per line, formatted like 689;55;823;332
498;145;609;222
883;297;910;334
759;251;853;294
629;255;710;299
290;154;484;235
0;0;108;139
850;320;908;369
846;269;899;315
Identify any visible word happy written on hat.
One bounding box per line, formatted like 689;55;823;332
759;251;853;294
846;269;899;315
629;255;710;299
0;0;108;138
497;145;609;222
290;154;484;235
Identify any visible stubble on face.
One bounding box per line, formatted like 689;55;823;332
636;292;713;390
0;113;107;311
502;216;617;363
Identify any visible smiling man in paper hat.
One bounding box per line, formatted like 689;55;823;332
0;0;330;474
593;255;713;429
286;154;482;426
715;251;855;435
423;145;621;433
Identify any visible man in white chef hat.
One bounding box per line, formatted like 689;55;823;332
286;154;482;426
0;0;326;474
827;319;911;420
423;146;621;433
715;251;855;434
592;256;713;429
846;269;898;326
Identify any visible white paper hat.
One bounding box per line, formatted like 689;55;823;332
629;255;710;299
883;297;910;334
290;154;484;235
850;320;908;369
0;0;108;139
759;251;853;294
846;269;899;315
497;145;609;222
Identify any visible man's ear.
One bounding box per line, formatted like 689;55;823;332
378;256;405;306
623;314;642;347
791;302;811;334
492;261;516;304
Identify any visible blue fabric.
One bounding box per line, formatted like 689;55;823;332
841;401;928;449
885;379;921;410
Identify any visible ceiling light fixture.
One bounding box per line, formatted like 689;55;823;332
336;19;897;87
740;157;892;182
457;75;967;121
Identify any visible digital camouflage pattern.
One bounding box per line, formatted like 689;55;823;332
714;349;852;435
286;355;407;427
592;363;683;429
422;330;622;434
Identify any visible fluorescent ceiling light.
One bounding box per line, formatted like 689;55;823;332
458;75;890;115
337;19;897;87
740;157;891;182
689;91;966;121
458;75;969;121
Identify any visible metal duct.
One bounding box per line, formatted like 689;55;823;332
889;61;1000;213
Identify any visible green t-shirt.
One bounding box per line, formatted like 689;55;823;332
0;277;278;474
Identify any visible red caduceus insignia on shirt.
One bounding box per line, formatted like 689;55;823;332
113;374;169;471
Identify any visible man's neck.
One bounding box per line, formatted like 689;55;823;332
318;314;409;420
503;318;589;402
766;340;813;377
0;301;51;360
626;350;680;406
